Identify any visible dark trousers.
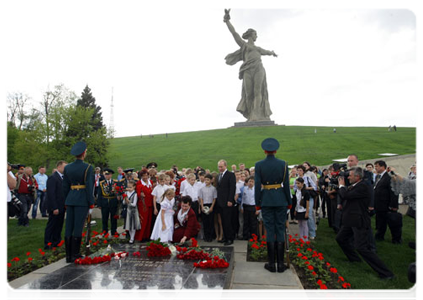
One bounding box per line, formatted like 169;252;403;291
290;194;297;221
44;210;65;247
232;204;240;238
262;206;287;243
65;206;89;238
101;205;118;235
220;205;235;241
321;193;328;218
336;225;394;278
18;194;33;226
375;211;402;242
191;201;200;221
202;204;215;240
243;205;258;239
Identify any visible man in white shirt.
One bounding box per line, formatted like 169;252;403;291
33;166;48;218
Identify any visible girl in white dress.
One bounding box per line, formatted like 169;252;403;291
125;180;141;244
150;188;175;243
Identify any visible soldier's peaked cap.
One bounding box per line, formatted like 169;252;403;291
104;168;114;175
261;138;280;152
70;141;87;156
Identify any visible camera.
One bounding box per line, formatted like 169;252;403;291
329;163;349;189
27;184;34;193
8;162;19;170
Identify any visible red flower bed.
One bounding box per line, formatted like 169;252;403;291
289;234;351;289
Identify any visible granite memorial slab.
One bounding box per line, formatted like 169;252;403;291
17;243;234;290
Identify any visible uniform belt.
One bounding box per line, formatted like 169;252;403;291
71;185;86;190
263;184;282;190
104;195;116;199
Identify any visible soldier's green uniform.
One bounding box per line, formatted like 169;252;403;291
254;138;292;273
98;168;118;235
62;141;94;262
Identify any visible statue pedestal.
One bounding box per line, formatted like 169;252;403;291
233;120;277;128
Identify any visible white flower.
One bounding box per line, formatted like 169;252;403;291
169;245;177;256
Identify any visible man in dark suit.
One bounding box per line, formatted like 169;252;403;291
44;160;67;249
336;167;394;279
374;160;401;243
63;141;95;263
216;159;236;246
255;138;292;273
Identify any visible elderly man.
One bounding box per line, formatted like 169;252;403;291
216;159;236;246
16;167;38;227
336;167;394;279
255;138;292;273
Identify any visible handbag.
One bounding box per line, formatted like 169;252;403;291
305;176;318;198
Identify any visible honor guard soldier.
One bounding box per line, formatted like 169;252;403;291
99;168;118;236
254;138;292;273
63;141;94;263
146;162;158;170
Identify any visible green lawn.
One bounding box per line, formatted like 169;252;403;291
311;215;416;289
108;126;416;171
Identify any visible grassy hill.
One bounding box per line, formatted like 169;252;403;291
108;125;416;172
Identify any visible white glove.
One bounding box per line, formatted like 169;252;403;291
89;208;93;215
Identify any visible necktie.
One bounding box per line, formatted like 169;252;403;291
375;174;381;184
219;173;223;183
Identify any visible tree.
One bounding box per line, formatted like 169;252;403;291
77;85;104;131
7;92;31;130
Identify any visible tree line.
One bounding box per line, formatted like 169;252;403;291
7;84;111;171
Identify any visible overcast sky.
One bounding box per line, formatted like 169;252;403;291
1;1;419;139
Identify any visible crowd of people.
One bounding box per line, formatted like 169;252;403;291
7;146;416;280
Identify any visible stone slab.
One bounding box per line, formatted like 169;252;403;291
17;243;234;290
233;121;277;127
231;284;307;300
233;260;299;287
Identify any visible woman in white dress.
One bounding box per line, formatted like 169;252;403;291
150;188;175;243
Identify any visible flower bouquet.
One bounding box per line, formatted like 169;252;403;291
146;239;171;257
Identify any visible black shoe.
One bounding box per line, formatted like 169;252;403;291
265;242;276;272
380;275;395;280
218;239;226;243
223;240;233;246
392;240;402;245
65;236;73;263
276;242;288;273
71;237;83;262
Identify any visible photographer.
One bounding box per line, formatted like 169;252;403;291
336;167;395;280
15;166;38;227
7;163;18;220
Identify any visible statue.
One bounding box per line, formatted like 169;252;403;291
224;9;277;122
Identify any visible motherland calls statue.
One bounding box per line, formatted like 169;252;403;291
224;9;277;123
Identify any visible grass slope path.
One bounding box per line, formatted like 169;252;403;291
108;126;416;172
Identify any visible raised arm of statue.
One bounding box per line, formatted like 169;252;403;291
224;9;244;48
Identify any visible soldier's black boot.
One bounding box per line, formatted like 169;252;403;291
276;242;288;273
71;236;83;262
264;242;276;272
65;236;73;263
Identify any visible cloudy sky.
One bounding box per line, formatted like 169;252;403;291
1;1;419;139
